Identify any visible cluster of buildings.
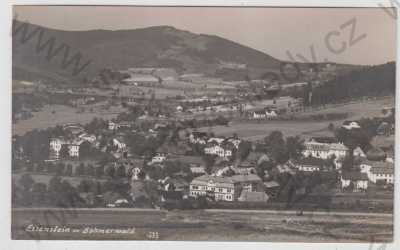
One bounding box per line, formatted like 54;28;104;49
189;132;241;158
303;137;348;161
189;174;267;202
49;124;96;160
300;134;394;192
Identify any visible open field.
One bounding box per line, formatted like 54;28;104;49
198;97;394;141
12;208;393;242
13;105;121;136
12;173;109;187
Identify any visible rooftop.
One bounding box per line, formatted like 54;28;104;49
342;172;369;181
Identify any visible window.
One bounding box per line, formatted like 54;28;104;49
227;188;232;193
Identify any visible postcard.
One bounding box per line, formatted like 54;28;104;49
10;4;397;244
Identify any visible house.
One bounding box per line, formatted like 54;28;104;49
342;121;361;130
49;137;65;159
276;164;296;175
376;122;392;136
238;191;269;202
190;166;206;176
353;146;366;158
230;174;263;192
108;121;131;131
112;136;127;152
292;157;328;172
63;123;84;135
208;137;226;145
341;172;369;191
49;137;84;159
232;166;256;175
190;175;236;201
227;138;242;149
214;166;232;177
204;144;221;156
78;133;96;143
265;110;278;119
303;138;348;160
252;110;266;119
263;181;280;198
131;166;143;180
366;147;387;161
68;142;81;157
176;105;183;112
151;153;167;163
189;131;208;144
189;174;262;202
360;160;394;184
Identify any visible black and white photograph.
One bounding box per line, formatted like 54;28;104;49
8;3;398;244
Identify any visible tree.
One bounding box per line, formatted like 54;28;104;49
105;165;115;178
237;141;252;161
264;131;288;164
286;136;304;160
55;162;65;176
341;155;355;172
85;164;95;176
49;176;61;192
78;179;93;193
75;163;85;176
31;182;47;206
65;164;73;176
115;164;126;178
79;141;92;159
335;127;372;153
328;123;335;131
95;165;104;177
203;155;216;174
19;174;34;192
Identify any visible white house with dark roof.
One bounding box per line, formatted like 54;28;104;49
360;160;394;184
189;174;262;201
303;138;348;160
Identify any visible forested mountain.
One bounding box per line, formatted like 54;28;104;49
308;62;395;105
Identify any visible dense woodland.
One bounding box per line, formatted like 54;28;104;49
307;62;395;106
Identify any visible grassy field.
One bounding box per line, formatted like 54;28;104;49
12;208;393;242
197;97;395;141
12;172;109;187
13;105;120;136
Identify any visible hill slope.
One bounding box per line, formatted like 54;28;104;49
12;20;283;83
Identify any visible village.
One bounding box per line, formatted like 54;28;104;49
12;81;395;212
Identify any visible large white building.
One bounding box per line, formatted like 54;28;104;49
303;138;348;160
49;137;84;159
189;174;262;201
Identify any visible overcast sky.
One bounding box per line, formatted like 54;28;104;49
13;6;397;65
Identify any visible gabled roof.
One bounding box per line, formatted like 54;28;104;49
294;157;327;166
264;181;280;188
230;174;261;183
238;191;269;202
191;174;261;187
208;137;226;144
371;166;394;175
342;172;368;181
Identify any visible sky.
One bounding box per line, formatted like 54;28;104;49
13;6;397;65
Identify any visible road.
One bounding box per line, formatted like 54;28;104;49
12;207;393;242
